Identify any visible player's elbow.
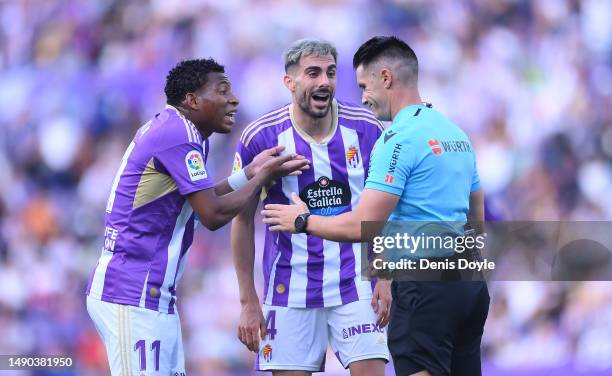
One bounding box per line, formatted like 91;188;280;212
188;190;226;230
208;222;225;231
195;205;226;231
199;216;225;231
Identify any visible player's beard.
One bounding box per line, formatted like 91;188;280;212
298;91;332;119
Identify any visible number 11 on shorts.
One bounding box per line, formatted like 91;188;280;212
134;340;160;371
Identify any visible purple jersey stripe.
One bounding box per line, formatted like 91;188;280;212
262;230;279;303
144;196;184;311
167;214;195;313
269;124;294;306
328;128;350;202
305;235;325;308
339;242;358;304
359;129;372;184
328;128;359;304
292;130;325;308
144;244;170;311
257;128;285;304
271;231;293;306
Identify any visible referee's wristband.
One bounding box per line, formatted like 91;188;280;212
228;169;249;191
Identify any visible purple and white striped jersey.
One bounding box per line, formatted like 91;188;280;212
234;99;384;308
87;105;214;314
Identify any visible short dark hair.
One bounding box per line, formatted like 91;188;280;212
353;36;418;81
164;59;225;106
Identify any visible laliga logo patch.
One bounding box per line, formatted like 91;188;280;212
232;152;242;173
262;344;272;362
185;150;208;181
428;139;443;155
346;145;361;168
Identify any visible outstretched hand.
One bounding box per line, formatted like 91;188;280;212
246;146;309;180
262;192;309;233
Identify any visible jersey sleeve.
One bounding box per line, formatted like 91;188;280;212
471;154;481;192
231;139;256;175
362;121;385;182
365;131;413;196
231;133;267;175
154;142;215;196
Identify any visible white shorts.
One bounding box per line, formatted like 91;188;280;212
86;296;186;376
257;299;389;372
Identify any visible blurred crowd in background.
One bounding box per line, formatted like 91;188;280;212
0;0;611;375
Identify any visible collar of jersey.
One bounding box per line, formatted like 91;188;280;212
289;99;339;145
165;104;200;127
394;104;428;123
165;104;191;123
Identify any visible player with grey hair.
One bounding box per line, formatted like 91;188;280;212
283;38;338;72
231;38;390;375
263;36;489;376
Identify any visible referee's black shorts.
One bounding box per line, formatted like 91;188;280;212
388;280;490;376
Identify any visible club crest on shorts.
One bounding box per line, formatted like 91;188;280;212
185;150;207;181
262;344;273;362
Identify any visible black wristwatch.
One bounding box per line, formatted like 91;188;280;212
294;213;311;234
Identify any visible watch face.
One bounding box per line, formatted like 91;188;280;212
295;216;305;232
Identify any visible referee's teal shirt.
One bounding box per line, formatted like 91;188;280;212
366;104;480;246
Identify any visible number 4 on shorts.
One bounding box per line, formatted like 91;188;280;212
265;310;277;340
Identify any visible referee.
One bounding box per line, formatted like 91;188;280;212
262;36;490;376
